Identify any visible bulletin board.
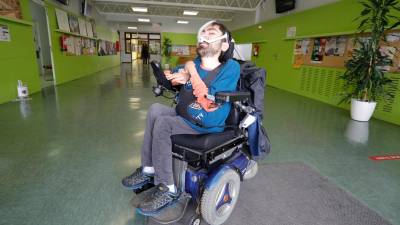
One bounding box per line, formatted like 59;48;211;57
293;37;350;69
292;31;400;73
0;0;22;19
171;45;197;57
173;45;197;65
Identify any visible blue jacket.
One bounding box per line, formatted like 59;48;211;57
175;58;240;133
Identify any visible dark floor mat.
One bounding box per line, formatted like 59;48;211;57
144;162;392;225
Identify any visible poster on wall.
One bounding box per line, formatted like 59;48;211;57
171;45;190;55
86;20;93;37
55;8;70;32
68;15;79;34
324;37;337;56
78;18;87;36
0;0;22;19
311;38;326;63
292;39;310;68
286;26;297;38
91;20;96;37
324;37;347;56
0;24;10;41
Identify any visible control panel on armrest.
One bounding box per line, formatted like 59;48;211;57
150;60;173;90
215;91;251;103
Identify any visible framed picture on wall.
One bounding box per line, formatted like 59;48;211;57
55;9;70;32
86;20;93;37
78;18;87;36
68;15;80;34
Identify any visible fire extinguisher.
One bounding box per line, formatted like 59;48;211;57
253;44;259;57
60;35;68;51
116;41;120;52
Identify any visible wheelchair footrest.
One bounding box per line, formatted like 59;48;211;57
130;185;158;208
148;192;192;224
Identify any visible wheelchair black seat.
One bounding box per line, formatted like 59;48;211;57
171;129;245;170
171;129;237;152
171;100;245;169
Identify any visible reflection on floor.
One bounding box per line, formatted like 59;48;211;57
0;62;399;225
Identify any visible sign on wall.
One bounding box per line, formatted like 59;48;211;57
0;24;11;41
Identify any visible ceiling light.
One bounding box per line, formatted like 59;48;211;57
132;7;148;12
138;18;150;22
177;20;189;24
128;26;137;30
183;10;198;16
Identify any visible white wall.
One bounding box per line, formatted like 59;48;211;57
227;0;341;30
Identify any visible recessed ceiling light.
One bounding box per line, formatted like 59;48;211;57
183;10;198;16
128;26;137;30
132;7;148;12
177;20;189;24
138;18;150;22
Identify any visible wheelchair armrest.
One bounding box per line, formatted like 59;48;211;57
215;91;251;103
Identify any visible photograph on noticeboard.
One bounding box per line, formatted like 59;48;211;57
311;38;326;63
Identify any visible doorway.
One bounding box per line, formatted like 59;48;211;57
29;0;56;88
123;32;161;63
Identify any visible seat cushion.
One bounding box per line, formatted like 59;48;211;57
171;129;237;153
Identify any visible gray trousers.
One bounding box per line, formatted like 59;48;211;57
141;103;199;185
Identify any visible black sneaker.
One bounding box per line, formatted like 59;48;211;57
136;183;180;216
121;167;154;190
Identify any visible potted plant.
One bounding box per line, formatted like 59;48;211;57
340;0;400;121
162;37;172;69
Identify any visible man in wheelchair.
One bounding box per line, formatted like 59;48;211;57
123;20;269;225
122;21;241;215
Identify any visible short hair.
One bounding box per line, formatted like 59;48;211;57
209;21;231;43
209;21;234;62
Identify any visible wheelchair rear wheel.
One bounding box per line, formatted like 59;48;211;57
200;169;240;225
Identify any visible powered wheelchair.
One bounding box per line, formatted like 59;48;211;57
132;60;264;225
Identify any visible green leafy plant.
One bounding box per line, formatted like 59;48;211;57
162;37;172;63
340;0;400;103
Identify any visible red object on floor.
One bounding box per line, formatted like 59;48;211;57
369;155;400;161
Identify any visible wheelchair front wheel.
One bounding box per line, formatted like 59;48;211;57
201;169;240;225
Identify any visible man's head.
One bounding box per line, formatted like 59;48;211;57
196;21;232;60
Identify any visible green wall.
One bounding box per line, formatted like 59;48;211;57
0;0;120;104
233;0;400;125
45;2;120;85
0;0;41;104
161;32;197;68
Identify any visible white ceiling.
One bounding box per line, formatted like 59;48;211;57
93;0;262;32
92;0;341;33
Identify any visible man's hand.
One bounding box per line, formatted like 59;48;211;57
165;70;190;85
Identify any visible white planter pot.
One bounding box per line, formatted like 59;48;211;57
350;99;377;122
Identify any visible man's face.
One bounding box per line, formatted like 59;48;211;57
197;24;224;57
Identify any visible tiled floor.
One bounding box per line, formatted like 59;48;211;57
0;62;399;225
